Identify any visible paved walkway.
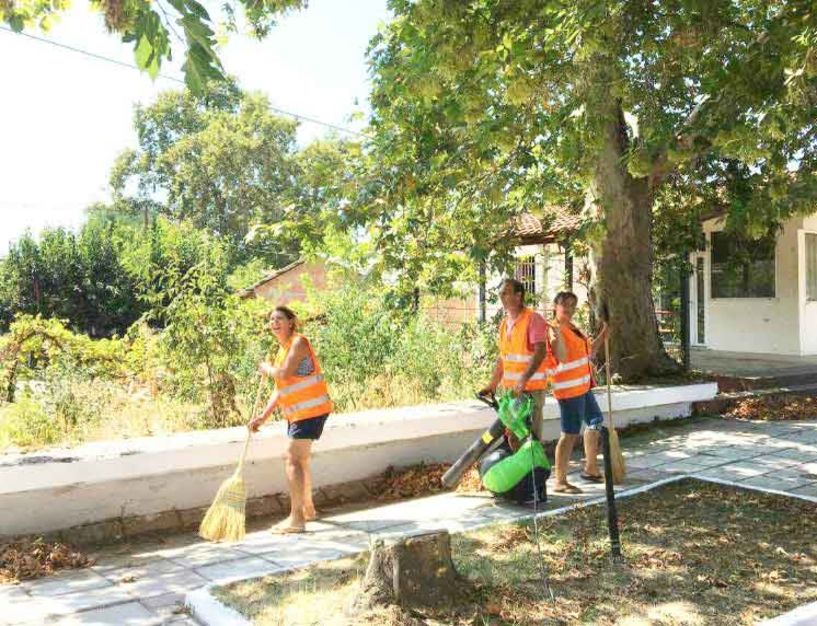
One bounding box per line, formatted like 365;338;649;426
2;417;817;625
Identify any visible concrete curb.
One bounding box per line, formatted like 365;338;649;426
186;584;252;626
185;473;817;626
756;601;817;626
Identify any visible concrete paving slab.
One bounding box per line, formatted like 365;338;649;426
259;545;352;570
740;474;816;492
163;544;250;570
624;453;676;469
656;460;718;474
99;559;187;586
140;591;188;622
697;446;765;461
195;556;284;584
790;483;817;498
119;568;209;600
25;569;113;598
54;600;155;625
22;584;135;617
768;446;817;460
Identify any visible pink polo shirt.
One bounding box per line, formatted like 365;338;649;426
504;308;549;352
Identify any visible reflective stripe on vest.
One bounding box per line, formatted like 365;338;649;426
281;394;332;416
556;356;589;373
279;374;326;397
498;308;553;391
503;371;551;381
552;374;592;391
552;325;592;400
274;335;333;422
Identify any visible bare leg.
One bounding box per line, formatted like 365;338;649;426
583;429;601;477
303;451;317;521
554;433;581;492
272;439;312;533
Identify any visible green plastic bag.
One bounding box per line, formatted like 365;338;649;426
497;393;533;440
482;439;551;493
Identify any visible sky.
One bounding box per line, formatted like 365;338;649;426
0;0;390;252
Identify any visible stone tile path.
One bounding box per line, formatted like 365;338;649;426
2;418;816;625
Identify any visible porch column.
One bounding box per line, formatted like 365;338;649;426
563;239;574;290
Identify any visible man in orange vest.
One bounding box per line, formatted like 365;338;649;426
548;291;608;494
480;278;552;442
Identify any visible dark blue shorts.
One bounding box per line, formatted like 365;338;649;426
557;391;604;435
287;414;329;440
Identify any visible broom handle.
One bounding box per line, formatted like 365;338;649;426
604;333;614;430
237;379;267;472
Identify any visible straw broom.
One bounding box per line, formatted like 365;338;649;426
603;333;627;484
199;381;266;542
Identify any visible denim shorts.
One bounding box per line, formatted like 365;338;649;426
287;414;329;440
557;391;604;435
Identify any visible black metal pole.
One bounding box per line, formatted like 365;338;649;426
679;264;691;372
601;426;623;561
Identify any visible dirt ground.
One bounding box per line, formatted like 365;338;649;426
216;478;817;626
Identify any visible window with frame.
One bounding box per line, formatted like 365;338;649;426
514;255;536;301
710;231;776;298
807;233;817;301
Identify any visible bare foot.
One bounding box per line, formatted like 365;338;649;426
270;516;305;534
303;506;318;521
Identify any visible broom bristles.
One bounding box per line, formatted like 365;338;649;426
199;472;247;542
608;427;626;485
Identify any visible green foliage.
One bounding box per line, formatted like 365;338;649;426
111;83;301;265
0;392;59;449
0;314;128;401
0;212;146;337
301;285;496;412
2;0;306;92
353;0;816;271
0;281;498;449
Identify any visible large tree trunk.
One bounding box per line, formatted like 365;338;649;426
589;104;680;381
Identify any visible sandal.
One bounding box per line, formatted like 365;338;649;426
553;483;583;494
580;472;604;483
270;519;306;534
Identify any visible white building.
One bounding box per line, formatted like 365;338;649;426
689;213;817;355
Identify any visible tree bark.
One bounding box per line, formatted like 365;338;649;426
351;531;465;614
590;104;680;381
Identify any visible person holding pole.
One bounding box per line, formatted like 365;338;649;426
548;291;608;494
479;278;551;441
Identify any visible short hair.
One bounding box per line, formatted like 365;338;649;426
502;278;526;302
553;291;578;306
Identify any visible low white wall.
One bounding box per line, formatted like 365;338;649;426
0;383;717;538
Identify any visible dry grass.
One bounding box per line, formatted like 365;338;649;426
216;479;817;626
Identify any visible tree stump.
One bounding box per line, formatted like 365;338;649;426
351;530;463;613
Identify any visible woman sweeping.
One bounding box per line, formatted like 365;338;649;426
248;306;332;534
548;291;608;494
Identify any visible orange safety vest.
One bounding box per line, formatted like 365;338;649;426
273;334;333;423
552;324;593;400
498;308;552;391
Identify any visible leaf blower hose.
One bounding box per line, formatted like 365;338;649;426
441;391;555;601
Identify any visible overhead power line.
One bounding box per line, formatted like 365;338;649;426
1;25;369;138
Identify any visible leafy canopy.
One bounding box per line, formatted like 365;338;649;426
1;0;306;92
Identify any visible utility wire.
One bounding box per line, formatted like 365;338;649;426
0;25;370;138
